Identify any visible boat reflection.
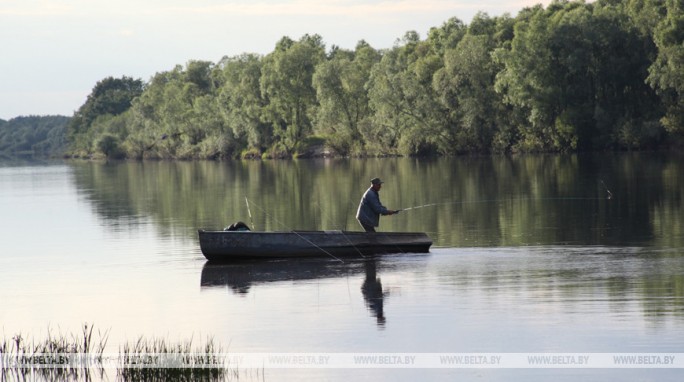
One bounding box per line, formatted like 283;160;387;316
200;258;393;327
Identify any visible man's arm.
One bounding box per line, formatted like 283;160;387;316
367;191;392;215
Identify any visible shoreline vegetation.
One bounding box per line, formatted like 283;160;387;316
0;324;247;381
3;0;684;161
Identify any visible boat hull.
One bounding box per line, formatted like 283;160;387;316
198;229;432;261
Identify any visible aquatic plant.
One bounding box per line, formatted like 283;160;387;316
0;323;108;381
117;336;231;381
0;325;257;381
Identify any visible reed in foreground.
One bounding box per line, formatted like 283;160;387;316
118;336;233;381
1;325;258;381
0;323;108;381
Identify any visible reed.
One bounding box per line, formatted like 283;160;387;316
0;325;257;381
0;323;108;381
118;335;232;381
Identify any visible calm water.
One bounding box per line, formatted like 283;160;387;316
1;153;683;381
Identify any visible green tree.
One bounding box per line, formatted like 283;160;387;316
427;17;467;56
260;35;326;156
62;0;681;158
218;53;271;155
313;40;381;155
122;61;234;159
626;0;667;37
433;13;514;153
67;76;144;155
95;133;123;159
495;0;662;151
648;0;684;140
0;116;69;157
367;31;447;155
592;1;663;148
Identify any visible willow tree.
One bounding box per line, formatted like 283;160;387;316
648;0;684;141
260;35;326;156
120;61;232;159
217;53;270;157
313;41;381;155
367;31;448;155
67;76;144;155
433;13;513;153
495;0;662;151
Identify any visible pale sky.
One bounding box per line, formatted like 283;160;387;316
0;0;548;120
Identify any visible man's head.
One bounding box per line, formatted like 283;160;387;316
370;177;383;191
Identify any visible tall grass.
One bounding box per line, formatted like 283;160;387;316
0;325;258;382
0;323;108;381
118;336;233;381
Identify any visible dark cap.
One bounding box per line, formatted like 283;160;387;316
370;177;384;185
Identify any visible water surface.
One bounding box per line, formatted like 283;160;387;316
1;153;683;381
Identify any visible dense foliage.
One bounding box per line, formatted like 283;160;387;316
65;0;683;159
0;116;70;157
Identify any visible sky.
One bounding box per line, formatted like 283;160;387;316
0;0;549;120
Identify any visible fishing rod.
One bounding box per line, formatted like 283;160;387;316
399;203;441;211
245;196;255;230
350;198;414;256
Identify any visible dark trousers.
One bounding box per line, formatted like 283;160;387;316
359;222;376;233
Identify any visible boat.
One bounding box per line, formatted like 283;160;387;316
197;229;432;261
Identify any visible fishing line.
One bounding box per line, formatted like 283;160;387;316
315;200;369;259
245;198;344;263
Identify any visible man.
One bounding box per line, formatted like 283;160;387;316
356;177;399;232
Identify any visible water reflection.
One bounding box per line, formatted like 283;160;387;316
200;258;361;294
67;153;684;248
201;258;391;327
432;246;684;325
58;153;684;326
361;260;387;327
5;157;684;382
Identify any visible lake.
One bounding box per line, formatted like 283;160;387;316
1;153;683;381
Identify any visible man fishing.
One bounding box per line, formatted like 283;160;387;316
356;177;399;232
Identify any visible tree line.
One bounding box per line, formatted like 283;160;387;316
0;116;69;157
65;0;684;160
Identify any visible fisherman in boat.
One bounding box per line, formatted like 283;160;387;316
356;177;399;232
